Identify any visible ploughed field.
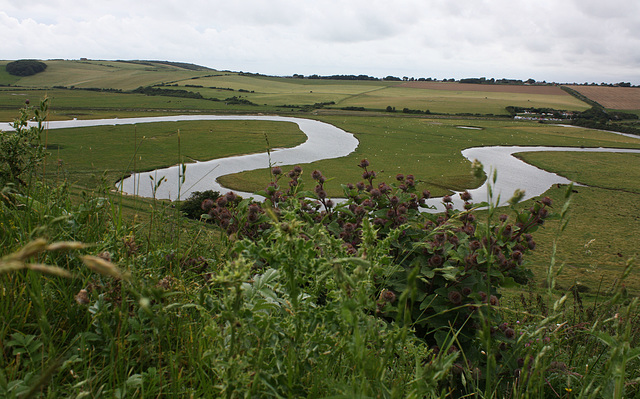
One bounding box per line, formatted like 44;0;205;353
568;85;640;110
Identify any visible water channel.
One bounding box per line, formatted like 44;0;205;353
3;115;640;212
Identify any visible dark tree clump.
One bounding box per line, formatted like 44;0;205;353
6;60;48;77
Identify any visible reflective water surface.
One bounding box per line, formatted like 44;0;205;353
3;116;639;211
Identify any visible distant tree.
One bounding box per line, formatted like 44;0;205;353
383;76;401;81
6;60;47;76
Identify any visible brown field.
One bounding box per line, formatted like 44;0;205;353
400;81;569;95
567;85;640;110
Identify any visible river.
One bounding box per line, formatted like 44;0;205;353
2;115;639;212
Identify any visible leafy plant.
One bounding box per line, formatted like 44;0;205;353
0;98;48;186
204;160;555;394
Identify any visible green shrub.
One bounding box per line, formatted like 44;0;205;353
0;98;48;186
203;160;556;393
179;189;220;219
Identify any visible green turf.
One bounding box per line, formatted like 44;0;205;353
43;120;306;189
516;151;640;193
0;61;21;86
517;184;640;295
219;117;640;197
336;86;591;115
8;60;215;90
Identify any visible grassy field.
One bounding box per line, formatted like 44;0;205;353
42;120;306;189
0;88;240;121
219;116;640;197
0;59;215;90
1;60;592;118
166;75;590;115
509;151;640;292
337;86;590;115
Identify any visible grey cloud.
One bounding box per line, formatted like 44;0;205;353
0;0;638;84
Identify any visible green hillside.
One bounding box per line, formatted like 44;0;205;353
0;59;215;90
1;59;591;119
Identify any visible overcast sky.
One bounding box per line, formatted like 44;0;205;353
2;0;639;85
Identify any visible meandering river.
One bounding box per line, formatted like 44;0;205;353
2;115;639;212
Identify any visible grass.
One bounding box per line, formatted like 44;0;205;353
0;88;240;121
2;80;640;397
219;116;640;197
508;151;640;293
1;60;593;120
1;60;215;90
336;86;590;115
42;120;306;190
516;151;640;193
2;154;640;397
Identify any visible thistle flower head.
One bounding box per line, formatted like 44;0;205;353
201;198;215;211
448;290;463;305
379;289;397;303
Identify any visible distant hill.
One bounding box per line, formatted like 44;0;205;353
0;59;219;90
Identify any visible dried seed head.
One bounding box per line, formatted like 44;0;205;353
429;254;443;267
97;251;112;262
75;289;90;305
478;291;487;302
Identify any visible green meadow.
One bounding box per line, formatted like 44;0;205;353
220;117;640;197
43;120;305;189
337;86;589;114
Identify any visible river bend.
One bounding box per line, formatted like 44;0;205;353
3;116;639;212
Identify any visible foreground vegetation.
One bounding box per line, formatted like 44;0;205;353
1;100;639;398
1;61;640;396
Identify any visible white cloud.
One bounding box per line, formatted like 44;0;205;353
1;0;639;84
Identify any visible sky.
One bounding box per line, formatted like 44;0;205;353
2;0;639;85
